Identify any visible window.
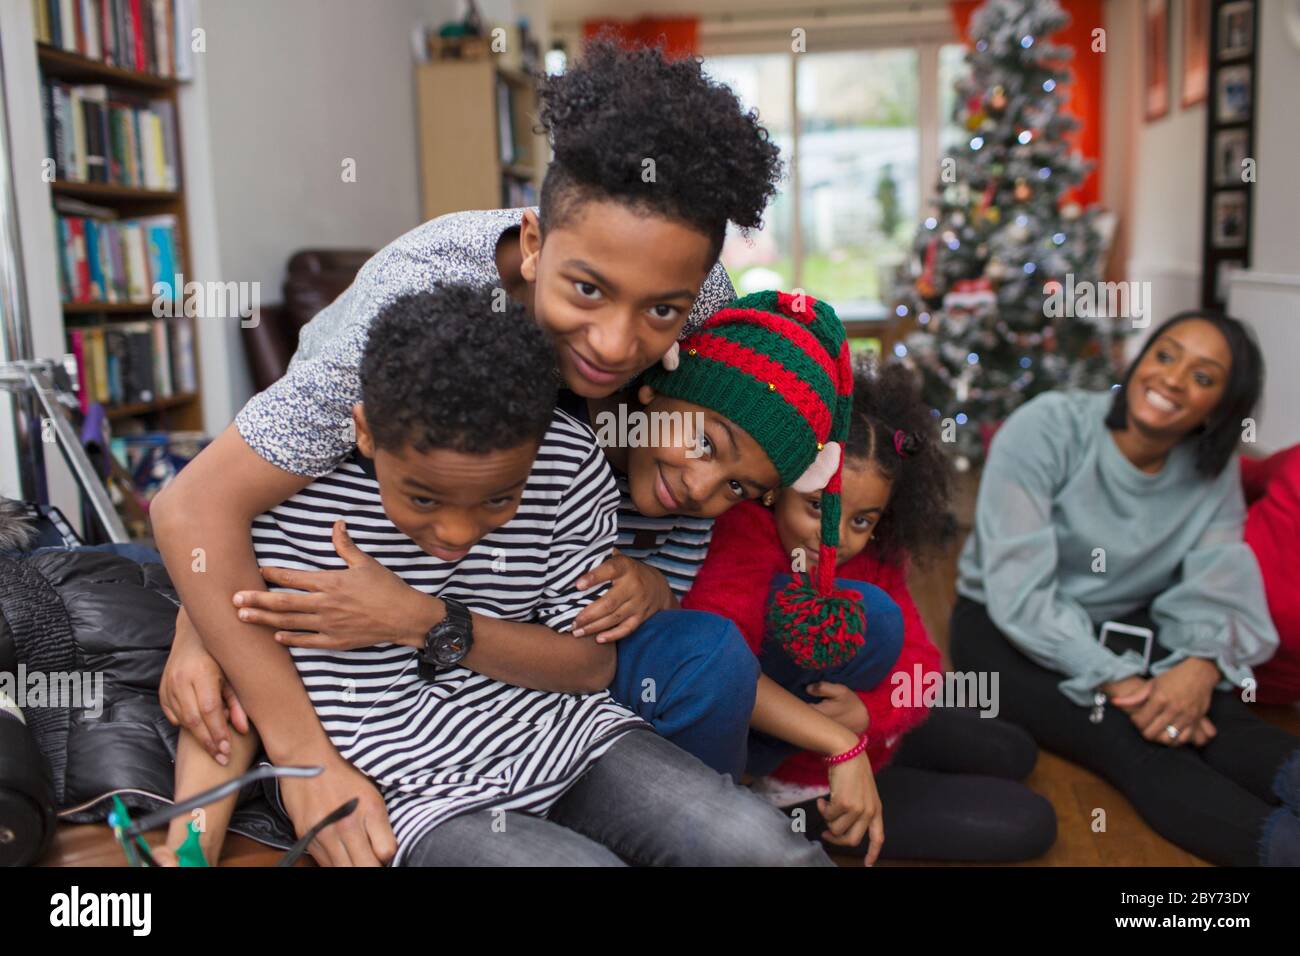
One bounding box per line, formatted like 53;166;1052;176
707;41;971;320
939;42;973;154
706;55;795;292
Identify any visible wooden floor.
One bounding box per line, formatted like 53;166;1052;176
40;490;1300;868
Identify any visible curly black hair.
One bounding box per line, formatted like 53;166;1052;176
844;356;955;565
537;37;783;259
360;285;557;454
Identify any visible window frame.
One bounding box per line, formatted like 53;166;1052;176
702;30;961;319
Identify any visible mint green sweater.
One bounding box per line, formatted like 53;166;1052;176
958;389;1277;706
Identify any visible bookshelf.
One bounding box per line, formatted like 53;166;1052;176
415;57;545;220
30;0;203;537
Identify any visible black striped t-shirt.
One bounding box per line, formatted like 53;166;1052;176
250;408;645;861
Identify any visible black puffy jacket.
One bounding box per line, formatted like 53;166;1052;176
0;549;293;864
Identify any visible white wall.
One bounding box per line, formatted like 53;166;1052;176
1227;0;1300;452
193;0;458;421
1115;0;1206;335
1245;0;1300;277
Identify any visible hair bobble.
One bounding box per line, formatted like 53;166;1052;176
893;429;921;458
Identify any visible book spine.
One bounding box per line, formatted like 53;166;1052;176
40;82;57;181
90;328;110;404
100;0;114;67
129;0;145;73
99;219;117;303
160;0;174;77
69;87;85;181
80;94;106;183
131;222;150;301
81;0;99;59
152;319;173;396
172;313;195;393
154;99;177;189
119;0;132;73
33;0;51;45
71;0;84;55
109;221;128;300
50;0;64;50
68;216;90;302
54;213;72;301
69;329;89;413
127;107;140;186
83;217;103;300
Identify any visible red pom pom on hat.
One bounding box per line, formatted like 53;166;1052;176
767;574;867;670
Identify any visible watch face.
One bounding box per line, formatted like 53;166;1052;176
435;632;469;664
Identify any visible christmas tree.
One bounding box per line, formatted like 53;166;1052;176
893;0;1117;466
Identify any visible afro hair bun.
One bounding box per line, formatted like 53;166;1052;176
537;37;783;242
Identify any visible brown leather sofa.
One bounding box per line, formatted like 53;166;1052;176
242;249;373;391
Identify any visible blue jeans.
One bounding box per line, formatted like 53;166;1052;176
401;730;833;866
609;608;759;780
747;575;905;777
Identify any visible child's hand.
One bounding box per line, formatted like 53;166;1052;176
151;845;180;867
819;752;884;866
160;609;248;763
572;551;675;642
807;682;869;735
279;754;397;867
235;521;440;650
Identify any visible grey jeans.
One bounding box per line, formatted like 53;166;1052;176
402;729;834;866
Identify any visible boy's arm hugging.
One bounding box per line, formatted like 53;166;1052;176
152;423;399;866
152;246;418;864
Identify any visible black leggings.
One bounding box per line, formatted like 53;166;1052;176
950;596;1300;866
792;708;1058;862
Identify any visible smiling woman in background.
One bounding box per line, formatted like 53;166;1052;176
950;311;1300;866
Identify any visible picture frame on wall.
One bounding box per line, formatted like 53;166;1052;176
1182;0;1210;106
1211;192;1249;248
1213;128;1250;186
1218;1;1255;60
1201;0;1259;310
1216;64;1252;122
1145;0;1170;121
1215;258;1246;304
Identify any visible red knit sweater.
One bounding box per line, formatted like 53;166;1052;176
682;500;940;785
1242;447;1300;705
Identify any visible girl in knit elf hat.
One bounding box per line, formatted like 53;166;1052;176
641;289;869;666
637;289;902;862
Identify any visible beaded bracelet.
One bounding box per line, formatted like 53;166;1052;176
824;734;869;766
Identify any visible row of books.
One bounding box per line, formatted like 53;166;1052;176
31;0;196;80
110;429;209;502
503;177;537;210
42;80;178;189
55;202;178;305
69;315;197;412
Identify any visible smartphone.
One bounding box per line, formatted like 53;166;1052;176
1097;620;1155;672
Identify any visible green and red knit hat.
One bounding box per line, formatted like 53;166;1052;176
642;289;866;669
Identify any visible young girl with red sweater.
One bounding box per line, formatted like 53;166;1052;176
684;360;1057;862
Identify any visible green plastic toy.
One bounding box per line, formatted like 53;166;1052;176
107;764;355;867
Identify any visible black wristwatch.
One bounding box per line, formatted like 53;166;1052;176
418;598;473;679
